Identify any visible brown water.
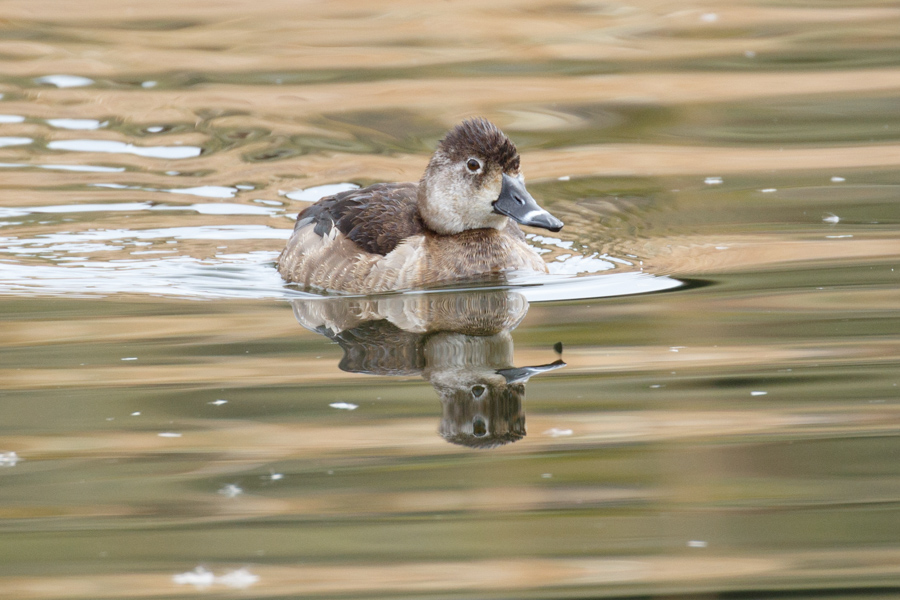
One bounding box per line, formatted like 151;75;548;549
1;1;899;598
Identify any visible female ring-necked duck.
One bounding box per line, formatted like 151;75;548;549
278;118;563;293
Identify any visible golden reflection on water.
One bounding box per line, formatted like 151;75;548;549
1;0;900;598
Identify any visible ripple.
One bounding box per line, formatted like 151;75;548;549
285;183;359;202
0;137;32;147
46;118;105;130
0;252;291;299
513;271;682;302
165;186;237;199
2;201;282;218
152;203;280;216
0;196;674;300
547;254;615;275
48;139;201;159
0;162;125;173
34;75;94;88
0;250;678;301
14;202;152;214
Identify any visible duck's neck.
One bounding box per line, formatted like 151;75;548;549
417;177;507;235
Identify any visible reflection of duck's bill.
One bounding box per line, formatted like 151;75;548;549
496;359;566;384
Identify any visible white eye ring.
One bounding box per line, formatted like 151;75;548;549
466;158;482;172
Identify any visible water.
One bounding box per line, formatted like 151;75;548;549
1;1;899;598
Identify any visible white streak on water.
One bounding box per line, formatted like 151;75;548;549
0;137;32;147
543;428;573;437
35;75;94;88
285;183;360;202
46;118;104;130
48;139;201;159
330;402;359;410
165;186;238;199
173;567;258;589
0;162;124;173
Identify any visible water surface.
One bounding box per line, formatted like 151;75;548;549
0;1;899;598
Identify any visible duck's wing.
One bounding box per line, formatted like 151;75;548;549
295;182;423;256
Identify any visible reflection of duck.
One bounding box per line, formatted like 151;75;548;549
278;118;563;294
291;290;564;448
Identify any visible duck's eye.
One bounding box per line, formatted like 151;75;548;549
466;158;481;172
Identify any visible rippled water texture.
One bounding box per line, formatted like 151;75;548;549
0;1;899;598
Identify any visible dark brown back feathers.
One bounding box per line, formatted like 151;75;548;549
295;182;423;255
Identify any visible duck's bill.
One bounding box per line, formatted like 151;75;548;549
493;173;563;232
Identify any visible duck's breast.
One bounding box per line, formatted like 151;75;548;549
419;223;549;285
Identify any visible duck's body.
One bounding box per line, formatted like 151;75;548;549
278;119;563;294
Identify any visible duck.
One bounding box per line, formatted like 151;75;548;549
277;117;563;294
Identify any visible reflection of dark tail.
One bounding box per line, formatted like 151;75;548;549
438;383;526;449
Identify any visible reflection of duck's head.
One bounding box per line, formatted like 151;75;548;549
421;330;525;448
420;118;563;235
436;377;526;449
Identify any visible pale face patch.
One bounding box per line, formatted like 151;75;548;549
420;151;510;234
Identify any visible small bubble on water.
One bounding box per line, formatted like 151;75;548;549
543;428;573;437
823;213;840;224
704;176;722;185
173;566;214;588
687;540;708;548
0;452;21;467
831;176;845;182
329;402;358;410
218;484;243;498
217;568;259;589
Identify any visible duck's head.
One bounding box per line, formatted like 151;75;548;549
418;118;564;235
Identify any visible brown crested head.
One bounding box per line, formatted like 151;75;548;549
419;118;534;235
437;118;520;174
